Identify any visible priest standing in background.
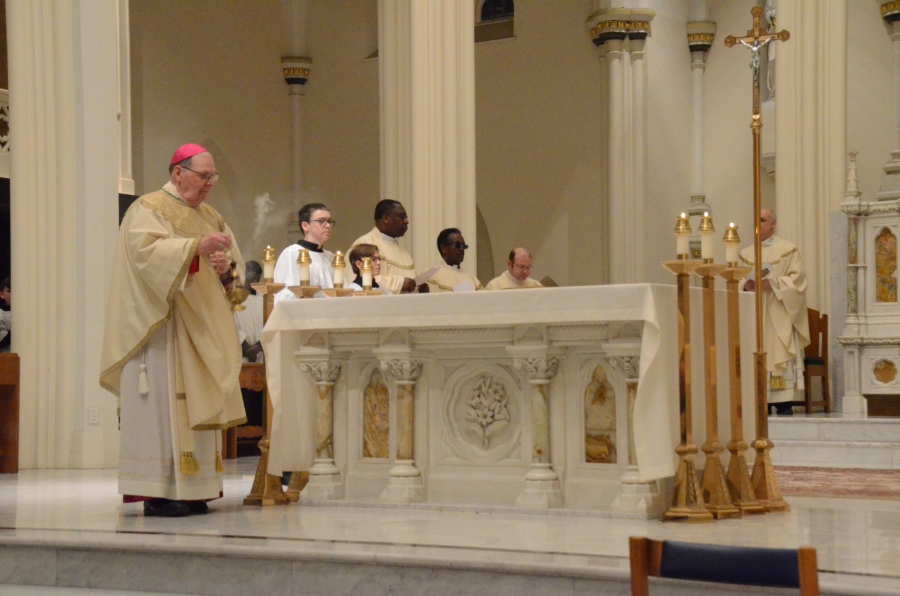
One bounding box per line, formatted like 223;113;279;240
741;208;810;416
348;200;427;294
100;144;247;517
485;248;543;290
273;203;335;302
427;228;483;292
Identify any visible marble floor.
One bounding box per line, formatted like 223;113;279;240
0;457;899;595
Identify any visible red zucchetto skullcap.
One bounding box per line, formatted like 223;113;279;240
169;143;209;165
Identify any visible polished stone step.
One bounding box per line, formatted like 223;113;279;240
769;415;900;469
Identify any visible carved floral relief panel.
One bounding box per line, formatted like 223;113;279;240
875;227;898;303
443;365;522;462
584;365;616;464
362;368;390;458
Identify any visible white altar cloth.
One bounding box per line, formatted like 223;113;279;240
262;284;690;483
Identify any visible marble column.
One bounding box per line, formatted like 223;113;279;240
115;0;134;196
609;356;662;516
298;358;343;501
282;0;311;243
378;0;477;274
587;9;654;284
512;354;562;509
685;21;716;253
379;357;425;503
775;0;847;312
8;0;121;469
840;150;867;414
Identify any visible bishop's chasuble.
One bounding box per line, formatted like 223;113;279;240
348;227;415;294
485;270;543;290
739;235;811;403
100;183;246;501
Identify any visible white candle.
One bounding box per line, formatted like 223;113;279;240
263;245;275;281
333;266;343;287
362;269;373;289
299;262;310;283
676;213;690;256
724;223;739;264
699;212;714;260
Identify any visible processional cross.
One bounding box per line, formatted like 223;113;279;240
723;6;790;511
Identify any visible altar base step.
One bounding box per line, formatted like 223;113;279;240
769;414;900;469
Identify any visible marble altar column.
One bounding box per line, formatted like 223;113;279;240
840;150;867;414
297;358;344;501
378;0;477;274
610;356;663;516
8;0;121;468
512;354;562;509
379;357;425;503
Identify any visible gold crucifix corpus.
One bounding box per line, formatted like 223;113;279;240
723;6;791;512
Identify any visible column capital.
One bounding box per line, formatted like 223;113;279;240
380;359;424;385
513;356;560;383
282;56;312;95
587;8;655;53
608;355;640;380
299;360;342;385
686;21;716;57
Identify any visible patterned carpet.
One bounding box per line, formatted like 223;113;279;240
775;466;900;499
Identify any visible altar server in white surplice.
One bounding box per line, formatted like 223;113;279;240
427;228;483;292
740;208;810;416
273;203;335;302
234;260;264;364
348;200;427;294
100;144;247;518
485;248;543;290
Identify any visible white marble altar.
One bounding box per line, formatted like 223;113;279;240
261;284;758;516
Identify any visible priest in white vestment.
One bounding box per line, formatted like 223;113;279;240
740;208;811;415
427;228;483;292
485;248;543;290
100;145;247;517
273;203;335;302
348;200;425;294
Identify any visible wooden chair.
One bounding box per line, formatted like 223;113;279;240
221;363;267;459
800;308;830;413
629;537;819;596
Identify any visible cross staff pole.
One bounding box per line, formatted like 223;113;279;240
724;5;790;512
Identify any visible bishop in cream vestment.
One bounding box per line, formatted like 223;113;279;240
740;234;811;404
100;153;246;505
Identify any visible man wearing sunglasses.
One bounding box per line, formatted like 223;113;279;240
273;202;336;302
426;228;483;292
100;144;246;517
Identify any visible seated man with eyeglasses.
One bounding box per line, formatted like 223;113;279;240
485;248;543;290
346;244;391;294
273;203;336;302
426;228;483;293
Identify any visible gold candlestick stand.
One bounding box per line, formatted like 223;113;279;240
663;259;713;522
694;262;741;519
244;282;290;506
718;265;765;514
725;7;790;513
